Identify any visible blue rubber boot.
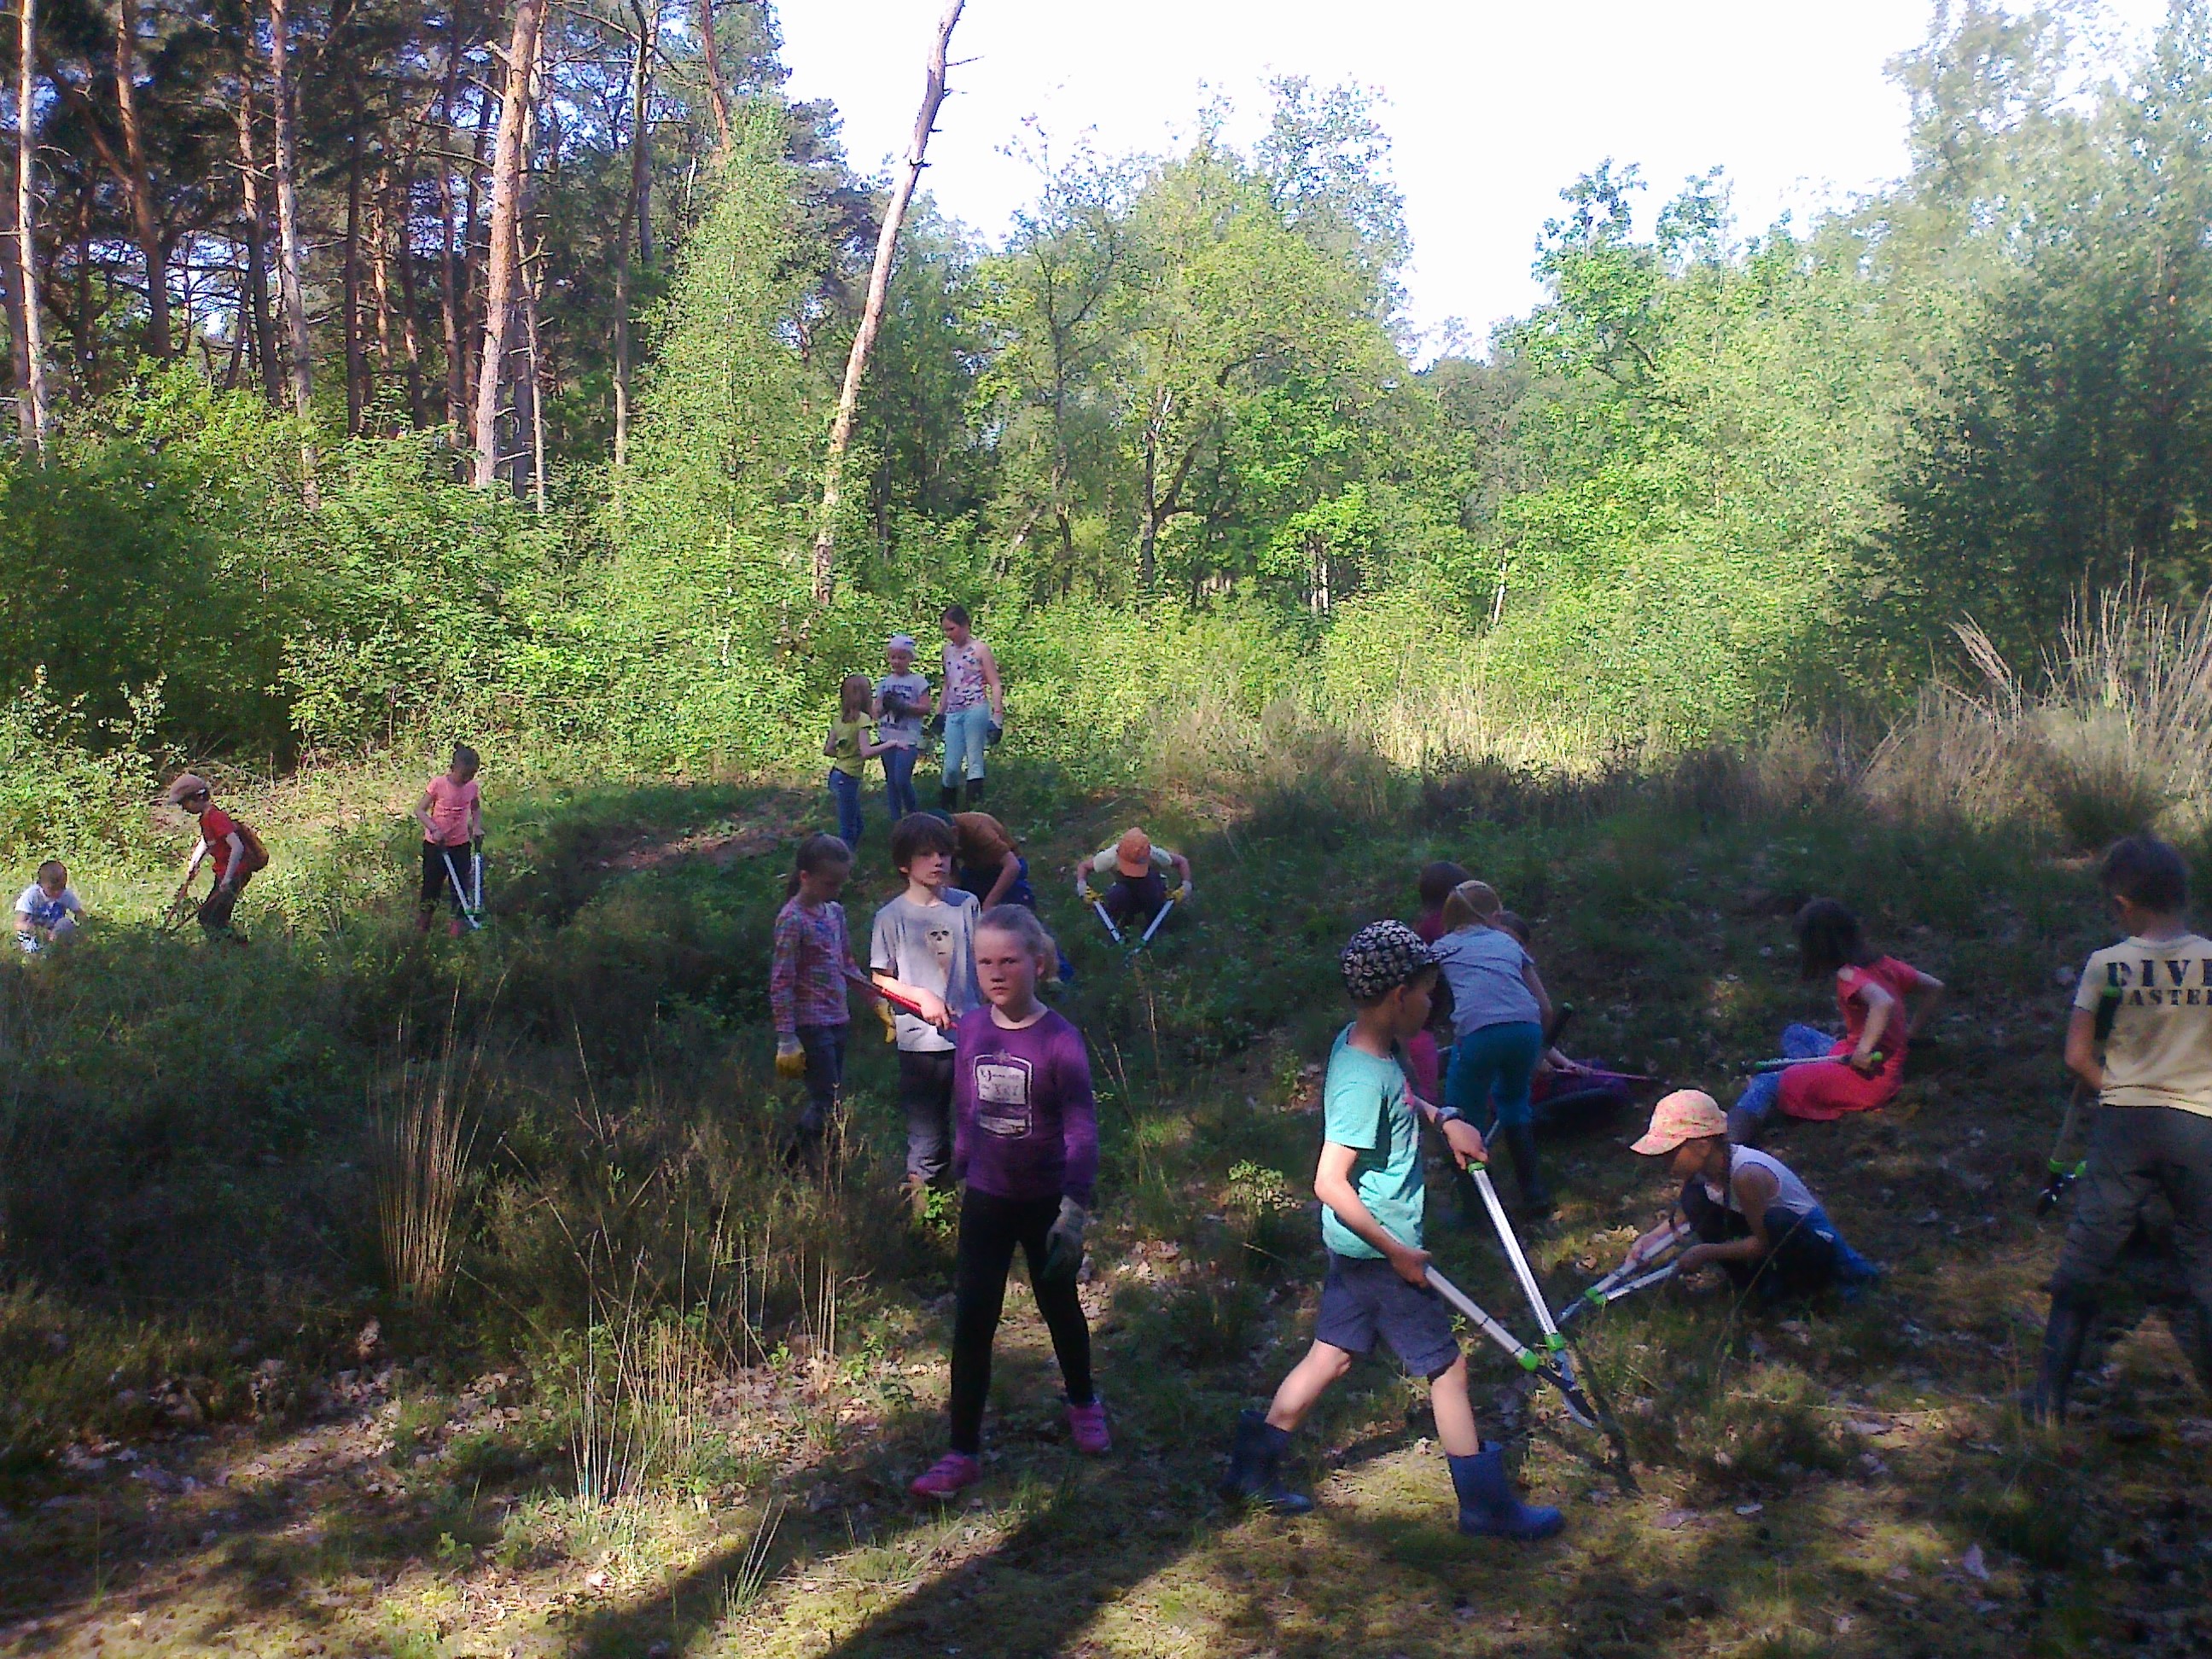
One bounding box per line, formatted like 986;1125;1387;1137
1450;1447;1563;1540
1218;1409;1313;1515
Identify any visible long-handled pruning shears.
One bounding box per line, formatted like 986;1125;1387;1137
2039;984;2122;1214
440;845;485;930
1557;1225;1690;1328
1424;1266;1598;1430
1741;1050;1884;1075
1128;894;1179;958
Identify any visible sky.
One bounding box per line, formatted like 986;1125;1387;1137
777;0;2173;354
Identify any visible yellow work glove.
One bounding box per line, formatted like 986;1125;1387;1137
876;998;898;1043
774;1038;807;1079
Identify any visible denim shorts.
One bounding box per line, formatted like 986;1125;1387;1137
1313;1251;1461;1378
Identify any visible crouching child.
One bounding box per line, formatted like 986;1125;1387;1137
1627;1089;1880;1303
1218;921;1565;1541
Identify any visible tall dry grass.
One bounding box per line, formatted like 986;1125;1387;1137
1865;589;2212;846
372;1033;478;1303
1153;587;2212;851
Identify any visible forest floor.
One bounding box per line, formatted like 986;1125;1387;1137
3;754;2210;1659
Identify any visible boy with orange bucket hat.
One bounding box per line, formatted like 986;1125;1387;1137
1625;1089;1880;1305
1074;828;1190;935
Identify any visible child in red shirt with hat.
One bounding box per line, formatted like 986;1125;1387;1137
166;773;265;937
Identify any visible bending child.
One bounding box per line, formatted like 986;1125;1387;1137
1434;880;1555;1219
1218;922;1564;1541
15;860;84;953
910;905;1105;1498
2035;835;2212;1423
414;744;483;935
1076;828;1190;933
1627;1089;1879;1304
771;835;867;1160
870;813;979;1217
1729;899;1944;1145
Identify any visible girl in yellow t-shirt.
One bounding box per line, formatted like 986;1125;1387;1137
824;674;890;852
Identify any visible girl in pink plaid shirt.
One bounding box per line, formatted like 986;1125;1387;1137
771;835;865;1157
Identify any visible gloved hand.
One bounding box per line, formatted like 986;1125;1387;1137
1040;1196;1088;1285
987;719;1004;748
875;998;898;1043
1172;882;1191;905
775;1038;807;1079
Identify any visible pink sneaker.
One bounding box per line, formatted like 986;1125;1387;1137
1067;1397;1110;1454
909;1452;981;1499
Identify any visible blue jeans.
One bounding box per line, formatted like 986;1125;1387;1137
795;1022;847;1137
941;703;992;787
827;769;863;851
1729;1023;1831;1143
882;743;920;819
1446;1021;1543;1130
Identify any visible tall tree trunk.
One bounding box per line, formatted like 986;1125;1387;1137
71;177;92;388
270;0;317;488
433;32;464;439
626;0;656;268
460;78;496;430
342;118;364;433
697;0;731;156
610;5;651;476
521;234;545;513
610;179;633;479
15;0;47;451
810;0;963;603
470;0;544;487
236;79;281;405
388;164;427;425
2;138;31;449
112;0;170;358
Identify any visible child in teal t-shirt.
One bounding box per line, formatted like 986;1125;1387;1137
1217;921;1565;1541
1318;1023;1428;1260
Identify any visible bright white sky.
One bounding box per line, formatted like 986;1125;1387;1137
779;0;2171;353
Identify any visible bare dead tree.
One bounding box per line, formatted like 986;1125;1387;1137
809;0;963;603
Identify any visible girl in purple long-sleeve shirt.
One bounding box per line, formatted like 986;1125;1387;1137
910;905;1106;1499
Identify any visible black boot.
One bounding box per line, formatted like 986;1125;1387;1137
2171;1297;2212;1402
1218;1409;1313;1514
938;784;959;812
2032;1295;2097;1426
1502;1123;1554;1220
964;777;986;807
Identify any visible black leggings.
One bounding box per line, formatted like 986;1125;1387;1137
421;841;474;916
949;1188;1094;1455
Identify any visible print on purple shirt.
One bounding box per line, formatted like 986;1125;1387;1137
952;1006;1098;1206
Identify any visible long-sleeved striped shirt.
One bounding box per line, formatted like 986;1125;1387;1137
770;895;858;1038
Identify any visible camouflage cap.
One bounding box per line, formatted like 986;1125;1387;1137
1339;920;1438;1003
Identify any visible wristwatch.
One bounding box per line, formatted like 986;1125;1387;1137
1433;1105;1466;1126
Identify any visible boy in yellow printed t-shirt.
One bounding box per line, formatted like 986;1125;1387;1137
2035;834;2212;1423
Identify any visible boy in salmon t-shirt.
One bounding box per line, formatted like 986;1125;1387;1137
414;745;484;935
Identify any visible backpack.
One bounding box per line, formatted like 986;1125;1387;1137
232;819;271;876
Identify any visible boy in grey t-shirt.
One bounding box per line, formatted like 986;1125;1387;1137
873;634;933;821
869;813;979;1212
